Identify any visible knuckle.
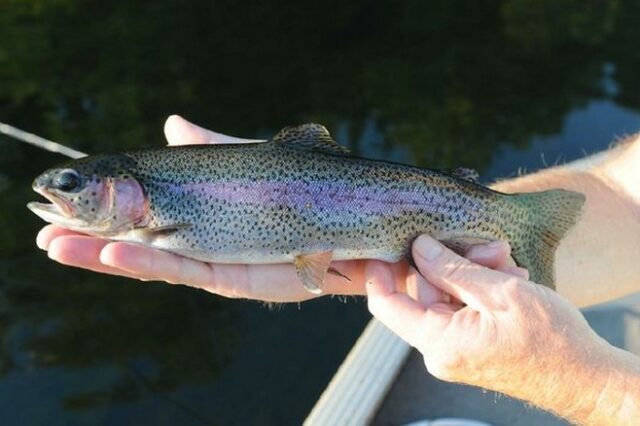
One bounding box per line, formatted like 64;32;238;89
204;264;226;296
166;258;185;285
517;267;530;280
215;268;241;298
501;277;526;300
210;264;228;294
229;265;256;299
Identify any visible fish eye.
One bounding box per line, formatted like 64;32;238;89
53;169;82;192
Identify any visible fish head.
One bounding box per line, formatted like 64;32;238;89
28;155;148;235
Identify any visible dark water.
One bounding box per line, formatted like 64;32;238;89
1;1;639;424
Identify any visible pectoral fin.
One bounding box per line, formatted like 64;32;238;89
328;266;351;282
294;251;335;294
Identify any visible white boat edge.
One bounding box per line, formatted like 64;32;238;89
304;319;411;426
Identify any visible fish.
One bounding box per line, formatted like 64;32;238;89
28;124;585;293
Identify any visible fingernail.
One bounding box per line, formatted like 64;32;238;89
98;248;111;266
46;242;60;261
36;235;48;251
416;235;443;261
99;243;121;267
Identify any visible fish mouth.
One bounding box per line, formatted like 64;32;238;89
27;186;76;222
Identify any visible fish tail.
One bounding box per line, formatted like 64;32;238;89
505;189;585;289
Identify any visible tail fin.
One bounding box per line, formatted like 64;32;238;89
506;189;585;289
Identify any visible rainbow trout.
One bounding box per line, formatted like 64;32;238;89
28;124;584;293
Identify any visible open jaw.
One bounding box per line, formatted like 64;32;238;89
27;188;77;226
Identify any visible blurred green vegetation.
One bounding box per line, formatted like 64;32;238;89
1;1;635;162
0;0;639;420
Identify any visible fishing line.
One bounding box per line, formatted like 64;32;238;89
0;122;87;159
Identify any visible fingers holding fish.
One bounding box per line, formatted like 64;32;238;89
407;240;518;305
464;241;516;269
36;224;84;251
46;235;147;279
100;242;227;290
463;240;526;277
215;261;366;301
99;243;291;300
365;260;458;351
38;221;369;301
365;261;430;348
98;242;331;301
39;226;159;281
405;266;449;306
403;240;520;308
163;115;218;146
412;236;512;313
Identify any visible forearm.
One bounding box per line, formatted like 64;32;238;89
506;342;640;425
588;347;640;425
491;137;640;307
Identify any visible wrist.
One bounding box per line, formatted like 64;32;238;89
490;335;609;418
585;345;640;425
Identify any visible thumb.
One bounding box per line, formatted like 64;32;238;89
164;114;213;145
412;235;511;312
163;115;265;146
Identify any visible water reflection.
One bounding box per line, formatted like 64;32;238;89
1;0;639;424
487;99;640;180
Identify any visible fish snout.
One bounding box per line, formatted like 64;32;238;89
32;173;50;192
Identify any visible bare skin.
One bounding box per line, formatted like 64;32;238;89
366;235;640;425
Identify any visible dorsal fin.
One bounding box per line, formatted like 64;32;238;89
271;124;350;155
449;167;479;182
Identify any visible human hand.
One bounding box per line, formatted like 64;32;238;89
366;235;613;416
